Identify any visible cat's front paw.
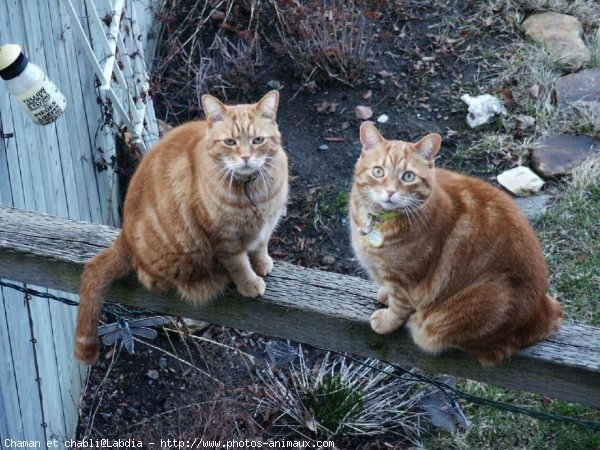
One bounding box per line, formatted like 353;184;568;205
236;276;266;298
377;286;392;305
370;308;403;334
252;255;273;277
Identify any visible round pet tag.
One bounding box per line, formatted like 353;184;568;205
367;229;384;247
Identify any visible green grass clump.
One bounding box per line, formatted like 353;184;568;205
301;374;364;435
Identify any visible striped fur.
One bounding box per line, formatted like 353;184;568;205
350;122;562;366
75;91;288;365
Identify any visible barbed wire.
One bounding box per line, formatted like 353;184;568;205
1;279;598;431
0;279;155;319
321;348;600;431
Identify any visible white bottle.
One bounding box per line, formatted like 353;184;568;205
0;44;67;125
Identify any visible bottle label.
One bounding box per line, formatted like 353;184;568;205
14;74;67;125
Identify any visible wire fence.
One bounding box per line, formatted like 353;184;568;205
1;278;599;432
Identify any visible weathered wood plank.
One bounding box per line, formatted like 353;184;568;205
76;0;121;227
16;2;78;442
0;205;599;407
0;136;13;207
0;0;48;442
38;0;81;221
55;0;103;225
39;0;93;439
64;0;109;225
0;286;25;440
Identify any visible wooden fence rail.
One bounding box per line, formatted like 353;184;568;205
0;205;598;407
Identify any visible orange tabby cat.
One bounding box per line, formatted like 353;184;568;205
350;122;562;366
75;91;288;364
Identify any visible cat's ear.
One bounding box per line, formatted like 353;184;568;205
414;133;441;161
256;90;279;120
359;121;384;152
201;94;227;123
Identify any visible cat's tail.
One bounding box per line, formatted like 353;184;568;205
543;294;563;336
75;236;132;365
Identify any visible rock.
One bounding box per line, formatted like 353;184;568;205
461;94;506;128
355;105;373;120
146;369;159;380
516;115;535;130
521;12;590;70
555;69;600;111
318;144;329;151
322;255;336;265
497;166;545;197
267;80;282;90
377;114;389;124
531;134;600;177
514;193;552;222
159;357;168;370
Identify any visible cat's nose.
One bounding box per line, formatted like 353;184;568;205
386;190;396;199
241;155;250;164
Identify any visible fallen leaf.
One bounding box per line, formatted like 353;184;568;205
499;88;514;105
315;100;338;114
355;105;373;120
516;114;535;130
363;10;382;20
236;30;254;43
324;136;347;142
445;128;460;138
362;89;372;100
341;121;351;130
211;11;225;21
528;84;541;98
378;70;392;79
218;22;237;32
305;416;317;432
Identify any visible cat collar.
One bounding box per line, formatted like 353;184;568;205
360;211;402;248
243;174;259;207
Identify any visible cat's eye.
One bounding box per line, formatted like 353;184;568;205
402;171;416;182
252;137;265;145
224;139;236;146
372;166;385;178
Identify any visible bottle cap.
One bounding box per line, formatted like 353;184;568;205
0;44;29;80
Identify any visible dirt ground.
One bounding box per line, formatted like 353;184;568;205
80;0;516;446
149;0;506;274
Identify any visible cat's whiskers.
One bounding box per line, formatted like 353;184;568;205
209;163;230;189
405;198;428;231
399;203;415;230
227;166;236;194
359;191;379;215
256;165;269;199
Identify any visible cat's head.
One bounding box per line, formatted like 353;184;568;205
201;91;281;177
353;122;441;213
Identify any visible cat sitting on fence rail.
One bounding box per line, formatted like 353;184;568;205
75;91;288;365
349;122;562;366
